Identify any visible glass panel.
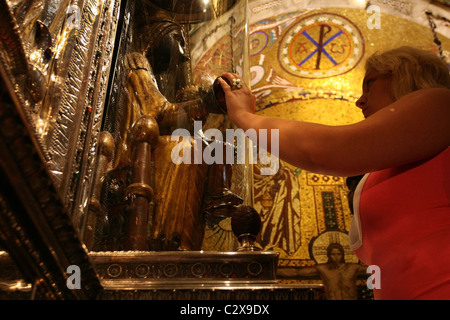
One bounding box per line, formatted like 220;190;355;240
83;0;253;252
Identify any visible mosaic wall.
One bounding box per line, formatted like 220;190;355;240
244;2;450;288
192;0;449;298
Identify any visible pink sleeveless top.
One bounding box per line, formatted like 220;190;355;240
349;147;450;300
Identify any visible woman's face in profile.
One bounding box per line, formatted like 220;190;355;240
355;70;395;118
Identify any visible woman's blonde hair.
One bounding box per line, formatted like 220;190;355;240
365;46;450;100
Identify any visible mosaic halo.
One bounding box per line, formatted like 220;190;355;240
310;231;359;264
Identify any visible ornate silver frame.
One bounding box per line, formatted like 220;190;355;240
0;0;324;300
0;0;120;299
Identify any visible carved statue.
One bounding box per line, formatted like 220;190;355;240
86;1;244;252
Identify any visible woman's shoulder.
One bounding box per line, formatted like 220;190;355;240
404;87;450;103
394;88;450;117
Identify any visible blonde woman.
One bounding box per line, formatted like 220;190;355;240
219;46;450;300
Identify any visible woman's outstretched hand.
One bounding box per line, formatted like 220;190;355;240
218;72;256;126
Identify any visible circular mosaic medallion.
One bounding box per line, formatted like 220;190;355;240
249;31;269;56
279;13;364;78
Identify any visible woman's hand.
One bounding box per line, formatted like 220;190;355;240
218;72;256;126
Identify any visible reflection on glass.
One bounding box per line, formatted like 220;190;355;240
83;0;252;253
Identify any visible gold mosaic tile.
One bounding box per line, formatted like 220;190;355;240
248;7;450;266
